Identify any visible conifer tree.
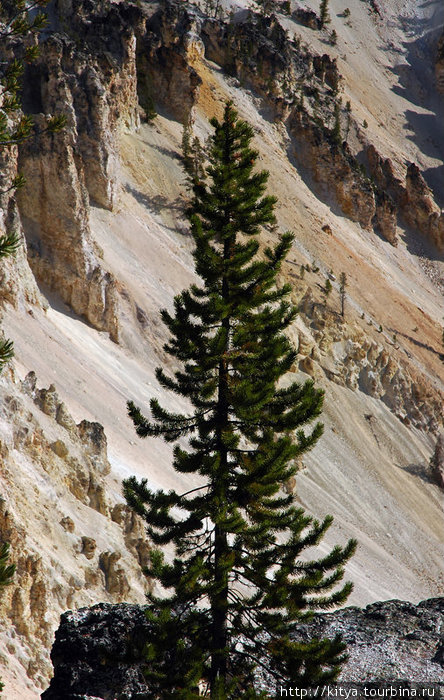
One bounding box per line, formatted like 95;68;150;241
344;101;352;141
255;0;277;16
124;102;357;699
339;272;347;318
182;123;205;182
331;102;341;145
323;277;332;306
181;122;193;173
0;542;15;591
319;0;330;28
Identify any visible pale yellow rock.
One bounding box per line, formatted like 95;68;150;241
50;440;69;459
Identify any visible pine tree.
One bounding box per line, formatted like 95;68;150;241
319;0;330;28
0;542;15;590
256;0;276;16
181;122;193;174
331;102;341;145
191;136;205;181
124;102;357;699
0;233;21;370
344;101;352;141
323;278;332;306
182;123;206;182
339;272;347;318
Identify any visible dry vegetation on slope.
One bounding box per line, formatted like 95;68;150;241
0;0;443;696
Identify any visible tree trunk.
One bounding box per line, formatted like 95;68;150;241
210;236;231;697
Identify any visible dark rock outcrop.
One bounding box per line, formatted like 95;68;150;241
292;8;320;30
41;604;151;700
41;598;444;698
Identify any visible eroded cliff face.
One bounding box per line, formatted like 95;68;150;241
292;287;443;433
367;146;444;252
11;0;444;343
16;0;143;342
137;2;203;124
0;148;43;314
0;367;150;693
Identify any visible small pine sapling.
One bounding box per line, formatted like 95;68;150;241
323;278;332;305
319;0;330;28
181;122;193;173
332;102;342;144
345;100;352;140
339;272;347;318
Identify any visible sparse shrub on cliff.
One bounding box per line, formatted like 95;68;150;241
204;0;224;19
182;123;205;182
124;102;356;698
256;0;278;16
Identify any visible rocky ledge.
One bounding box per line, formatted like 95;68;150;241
41;598;444;699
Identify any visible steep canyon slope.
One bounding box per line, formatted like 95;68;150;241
0;0;443;696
